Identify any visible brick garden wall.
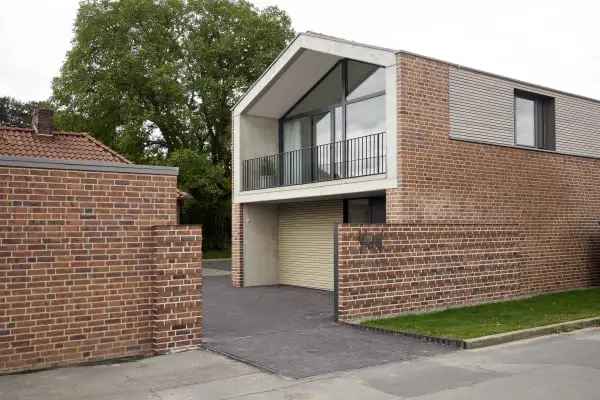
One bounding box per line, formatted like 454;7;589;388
336;223;525;321
338;53;600;321
0;166;202;374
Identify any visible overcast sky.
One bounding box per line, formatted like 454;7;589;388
1;0;599;102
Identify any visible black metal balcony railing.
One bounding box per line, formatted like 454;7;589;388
242;132;386;191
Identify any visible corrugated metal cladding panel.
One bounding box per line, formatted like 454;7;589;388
278;200;342;291
449;67;600;158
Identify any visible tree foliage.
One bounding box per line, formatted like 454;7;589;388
0;97;50;128
166;148;231;249
52;0;294;166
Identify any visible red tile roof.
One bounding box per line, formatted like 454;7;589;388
0;126;188;199
0;127;130;164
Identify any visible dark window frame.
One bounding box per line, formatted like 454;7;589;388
514;89;555;151
343;196;386;224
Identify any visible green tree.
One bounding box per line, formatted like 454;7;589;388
52;0;294;166
0;97;51;128
167;148;231;249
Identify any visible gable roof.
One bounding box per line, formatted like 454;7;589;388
0;127;131;164
233;32;396;117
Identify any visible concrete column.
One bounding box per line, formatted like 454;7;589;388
243;204;279;286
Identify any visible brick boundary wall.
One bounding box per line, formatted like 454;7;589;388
0;166;202;374
231;202;244;287
336;223;526;321
152;226;202;355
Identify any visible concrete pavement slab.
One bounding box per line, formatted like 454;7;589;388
410;365;600;400
470;330;600;370
349;359;506;398
230;376;401;400
0;350;273;400
153;372;293;400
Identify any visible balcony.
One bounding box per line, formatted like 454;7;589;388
242;132;386;191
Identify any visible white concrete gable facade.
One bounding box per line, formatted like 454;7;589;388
232;32;398;204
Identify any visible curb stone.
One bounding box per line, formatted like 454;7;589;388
339;322;464;348
463;316;600;349
341;316;600;349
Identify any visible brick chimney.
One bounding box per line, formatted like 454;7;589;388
32;108;54;136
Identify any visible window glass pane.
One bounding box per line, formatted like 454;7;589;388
346;95;386;139
371;197;386;223
282;117;310;151
313;113;331;180
313;113;331;146
334;106;343;142
282;117;311;185
287;64;342;117
347;199;370;223
347;60;385;100
346;95;386;177
515;96;535;146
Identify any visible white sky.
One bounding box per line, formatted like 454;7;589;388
1;0;599;102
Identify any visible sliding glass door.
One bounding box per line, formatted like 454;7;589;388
282;112;333;185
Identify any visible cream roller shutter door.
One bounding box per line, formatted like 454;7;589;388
278;200;343;290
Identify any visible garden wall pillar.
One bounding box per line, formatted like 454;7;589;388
152;225;203;354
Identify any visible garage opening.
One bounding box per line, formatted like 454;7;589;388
279;200;342;290
240;195;386;291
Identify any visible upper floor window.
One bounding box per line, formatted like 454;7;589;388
287;64;343;118
347;60;385;101
280;59;386;182
282;59;386;150
514;90;555;150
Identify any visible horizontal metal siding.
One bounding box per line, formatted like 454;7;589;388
449;67;600;158
278;200;342;290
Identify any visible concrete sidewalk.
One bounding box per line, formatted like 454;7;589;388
2;328;599;399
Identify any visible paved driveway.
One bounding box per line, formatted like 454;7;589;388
203;276;452;378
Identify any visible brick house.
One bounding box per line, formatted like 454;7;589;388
1;110;202;373
232;32;600;321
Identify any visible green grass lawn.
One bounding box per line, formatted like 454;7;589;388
203;248;231;259
362;288;600;339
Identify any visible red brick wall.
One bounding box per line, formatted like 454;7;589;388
0;166;202;373
152;226;202;354
336;223;525;321
337;53;600;321
231;202;243;287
